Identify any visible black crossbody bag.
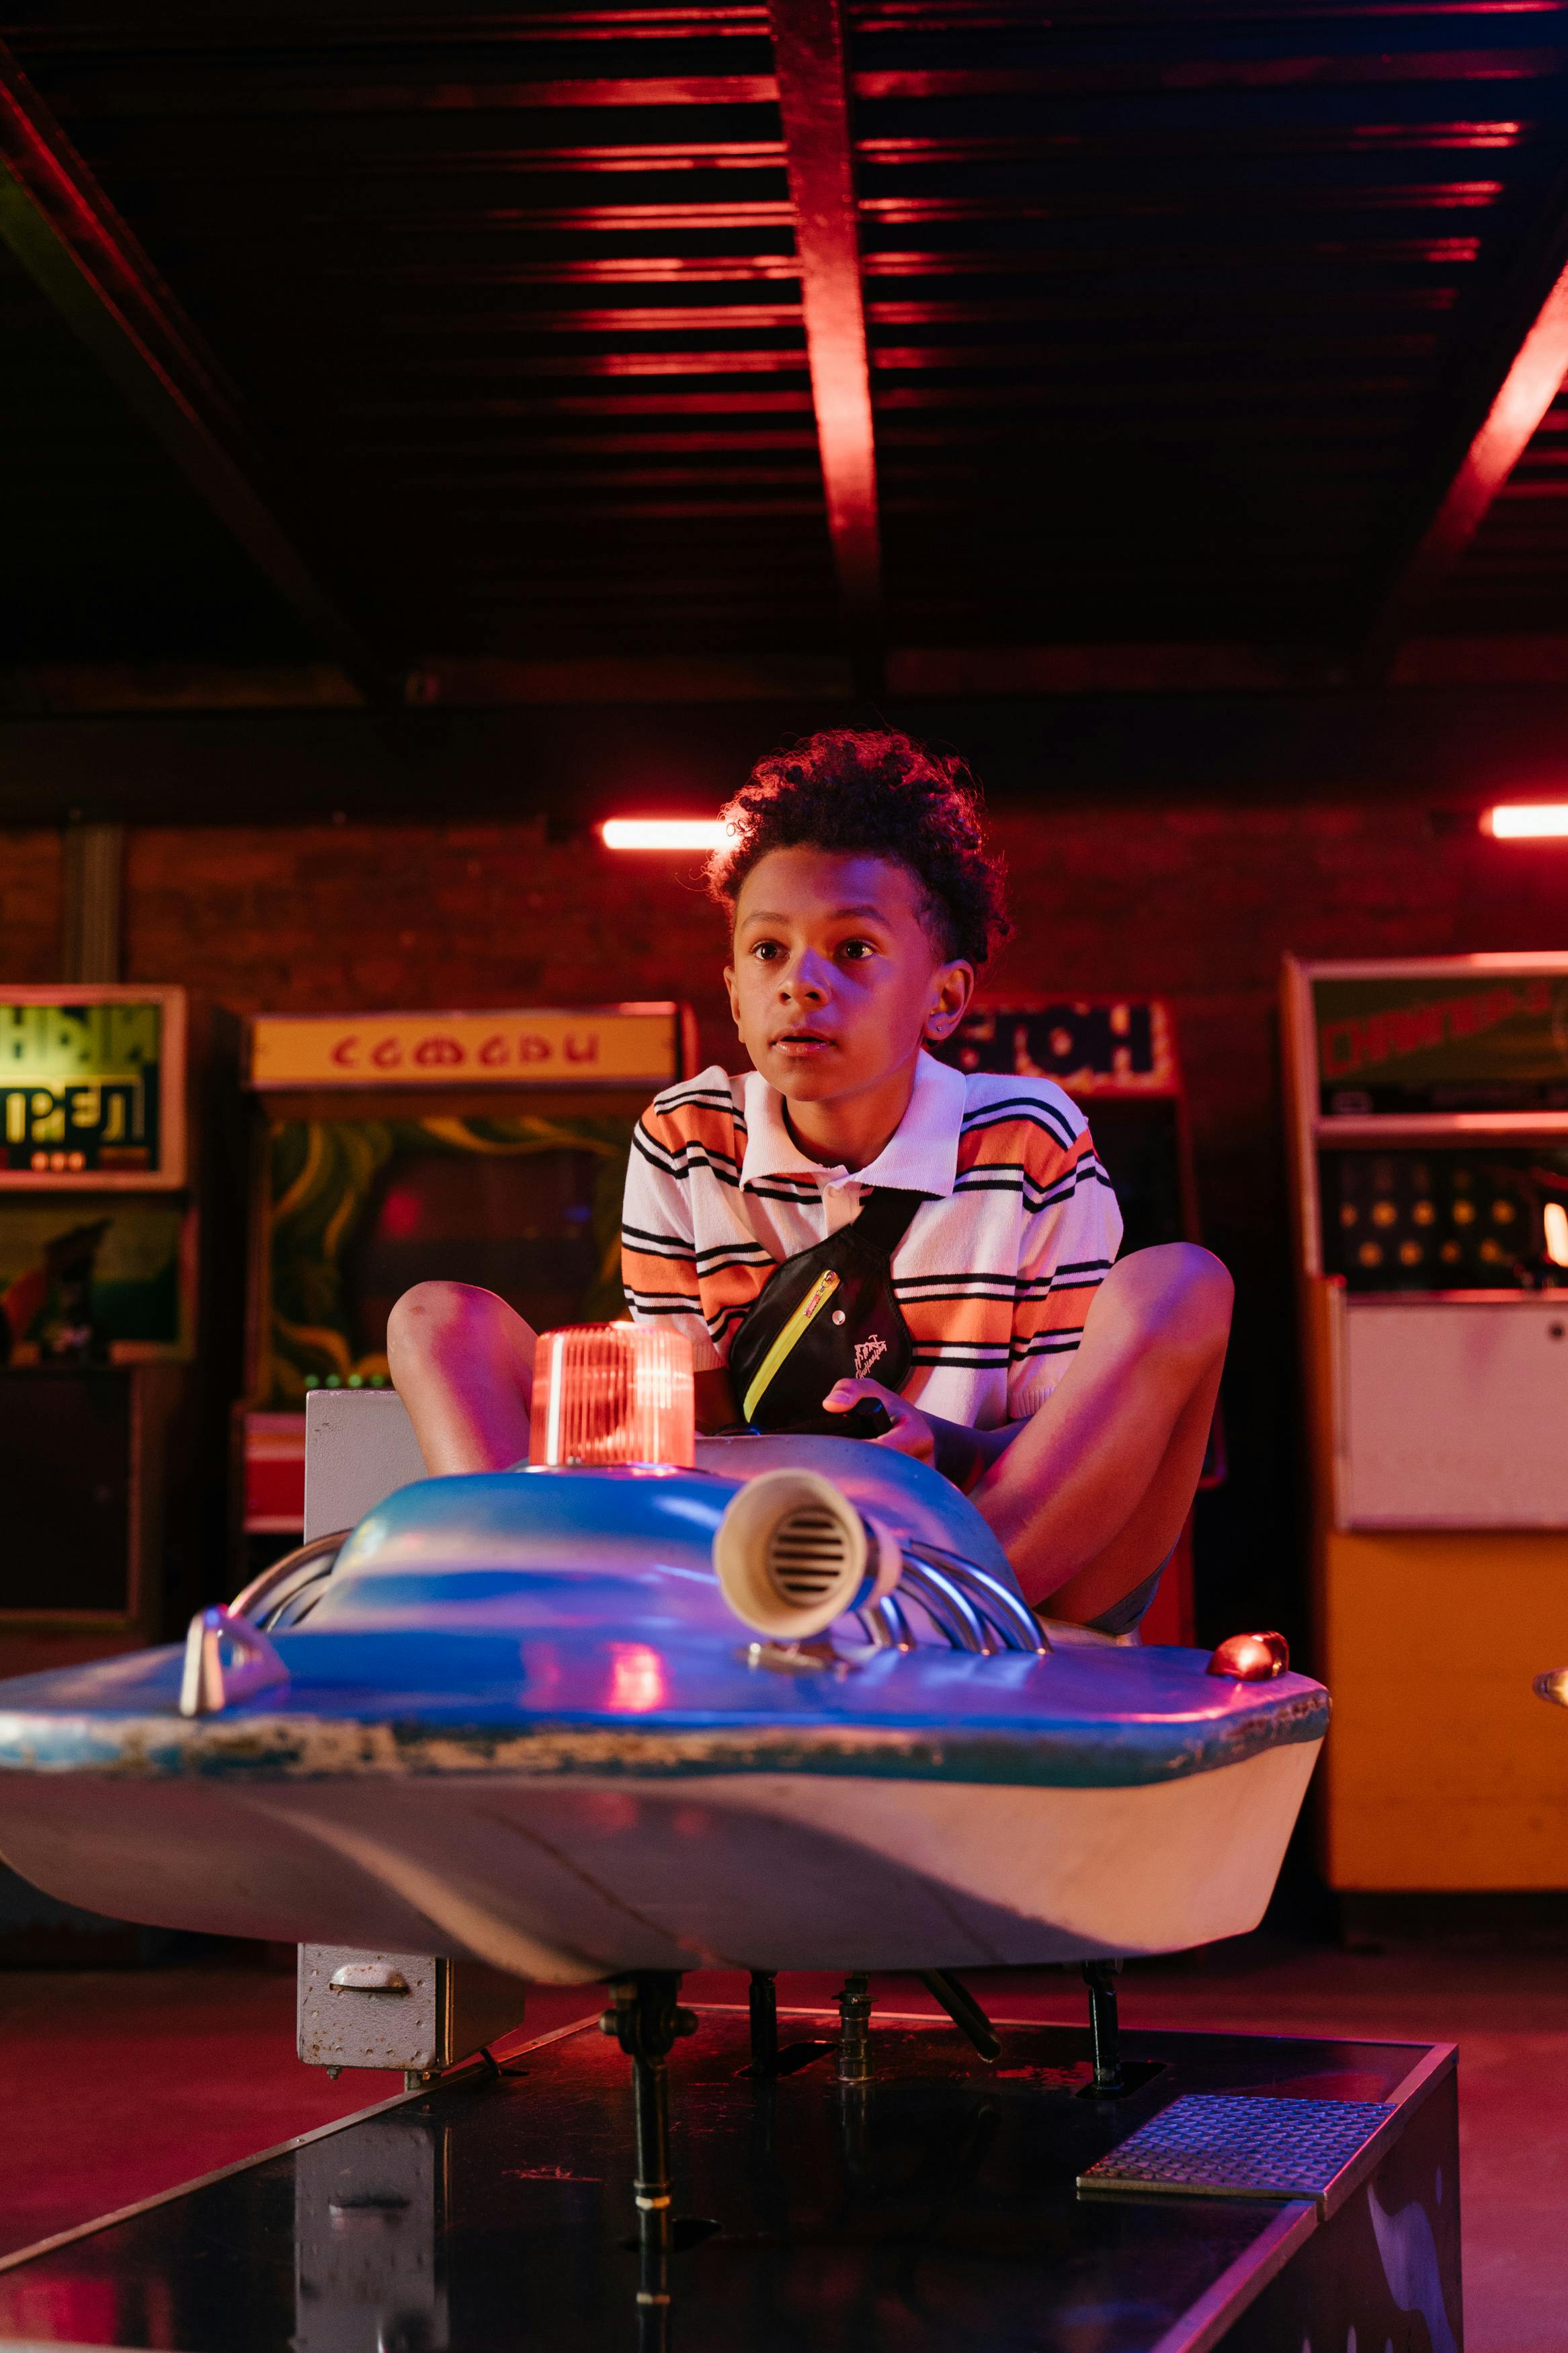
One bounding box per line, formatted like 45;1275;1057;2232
725;1188;927;1437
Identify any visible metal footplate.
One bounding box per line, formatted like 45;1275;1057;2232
1079;2093;1397;2211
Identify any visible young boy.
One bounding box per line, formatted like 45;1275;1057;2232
388;729;1231;1632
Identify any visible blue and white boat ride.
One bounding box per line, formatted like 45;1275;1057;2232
0;1423;1326;1985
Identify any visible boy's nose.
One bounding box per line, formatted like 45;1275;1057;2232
780;960;829;1002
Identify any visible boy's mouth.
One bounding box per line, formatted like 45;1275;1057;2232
772;1027;835;1056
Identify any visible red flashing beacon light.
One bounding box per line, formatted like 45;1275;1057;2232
529;1323;696;1469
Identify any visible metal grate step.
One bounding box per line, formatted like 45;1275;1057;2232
1078;2093;1396;2208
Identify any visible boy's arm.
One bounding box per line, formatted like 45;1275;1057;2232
835;1108;1229;1624
823;1097;1122;1501
831;1248;1232;1623
927;1413;1026;1491
971;1243;1230;1618
622;1101;740;1431
822;1375;1024;1490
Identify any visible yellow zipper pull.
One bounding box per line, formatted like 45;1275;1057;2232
741;1267;843;1427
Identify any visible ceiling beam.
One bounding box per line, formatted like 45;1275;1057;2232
23;635;1568;716
768;0;883;657
1362;168;1568;665
0;43;390;703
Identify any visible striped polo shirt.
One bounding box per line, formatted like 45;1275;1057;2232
622;1049;1122;1431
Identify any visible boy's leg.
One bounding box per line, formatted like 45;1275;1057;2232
973;1243;1231;1625
386;1281;537;1475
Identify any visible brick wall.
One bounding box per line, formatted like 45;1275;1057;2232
114;795;1568;1648
118;797;1568;1254
7;795;1566;1648
119;796;1565;1058
0;833;63;982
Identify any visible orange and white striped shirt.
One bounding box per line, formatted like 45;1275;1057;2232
622;1050;1122;1430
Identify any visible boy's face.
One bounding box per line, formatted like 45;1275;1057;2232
725;846;974;1106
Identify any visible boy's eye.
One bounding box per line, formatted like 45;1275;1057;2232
838;939;877;962
750;941;784;961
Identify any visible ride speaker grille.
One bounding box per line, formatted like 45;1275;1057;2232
766;1504;856;1608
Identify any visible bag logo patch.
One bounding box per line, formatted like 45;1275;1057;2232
854;1337;888;1380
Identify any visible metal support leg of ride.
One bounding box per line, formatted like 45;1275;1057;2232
837;1972;873;2085
917;1968;1001;2063
601;1972;698;2330
1081;1958;1125;2096
747;1970;779;2077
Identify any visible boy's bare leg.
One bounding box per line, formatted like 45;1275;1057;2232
972;1243;1232;1624
386;1281;537;1475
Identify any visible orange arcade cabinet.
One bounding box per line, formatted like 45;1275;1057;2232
237;1002;695;1566
1285;953;1568;1898
933;997;1214;1644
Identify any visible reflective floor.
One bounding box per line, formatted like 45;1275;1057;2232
0;2007;1438;2353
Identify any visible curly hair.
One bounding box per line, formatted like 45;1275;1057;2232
707;728;1009;965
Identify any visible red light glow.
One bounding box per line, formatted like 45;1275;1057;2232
600;817;735;852
379;1187;423;1240
1483;803;1568;840
605;1642;667;1714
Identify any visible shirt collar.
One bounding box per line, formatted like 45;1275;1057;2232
739;1049;964;1197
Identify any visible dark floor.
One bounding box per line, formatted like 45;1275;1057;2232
0;1938;1559;2351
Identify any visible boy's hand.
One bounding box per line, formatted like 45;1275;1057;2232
823;1377;936;1463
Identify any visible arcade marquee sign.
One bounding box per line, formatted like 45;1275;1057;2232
249;1004;689;1090
1311;967;1568;1117
0;988;185;1188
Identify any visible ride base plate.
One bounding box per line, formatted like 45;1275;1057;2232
0;2004;1460;2353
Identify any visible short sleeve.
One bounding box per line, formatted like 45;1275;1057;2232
1005;1118;1123;1421
620;1109;723;1370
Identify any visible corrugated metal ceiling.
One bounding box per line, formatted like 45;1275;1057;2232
6;3;1568;680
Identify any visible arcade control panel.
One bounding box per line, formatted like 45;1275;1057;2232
1321;1146;1568;1290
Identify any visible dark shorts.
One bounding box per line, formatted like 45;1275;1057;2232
1082;1556;1168;1640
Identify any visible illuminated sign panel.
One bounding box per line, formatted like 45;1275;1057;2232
0;1002;163;1174
1312;973;1568;1116
936;1000;1177;1095
249;1006;683;1090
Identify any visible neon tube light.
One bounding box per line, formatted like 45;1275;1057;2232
1483;804;1568;839
600;818;733;851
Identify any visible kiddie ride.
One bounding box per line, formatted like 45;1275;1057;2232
0;1330;1460;2352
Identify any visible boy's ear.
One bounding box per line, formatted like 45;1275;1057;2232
923;960;976;1043
723;963;743;1033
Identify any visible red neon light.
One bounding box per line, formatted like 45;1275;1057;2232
600;818;733;851
1483;803;1568;839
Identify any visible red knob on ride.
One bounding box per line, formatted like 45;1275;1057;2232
1206;1630;1290;1681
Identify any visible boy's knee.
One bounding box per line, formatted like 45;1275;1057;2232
1103;1242;1233;1361
386;1280;503;1365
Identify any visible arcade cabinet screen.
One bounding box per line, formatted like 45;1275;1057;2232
1;1001;163;1176
349;1149;610;1353
265;1115;630;1403
0;1199;183;1363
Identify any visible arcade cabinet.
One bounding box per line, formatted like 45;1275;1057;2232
237;1002;694;1571
1284;952;1568;1892
934;997;1212;1643
0;986;192;1675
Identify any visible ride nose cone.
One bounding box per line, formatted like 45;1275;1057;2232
713;1468;900;1639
